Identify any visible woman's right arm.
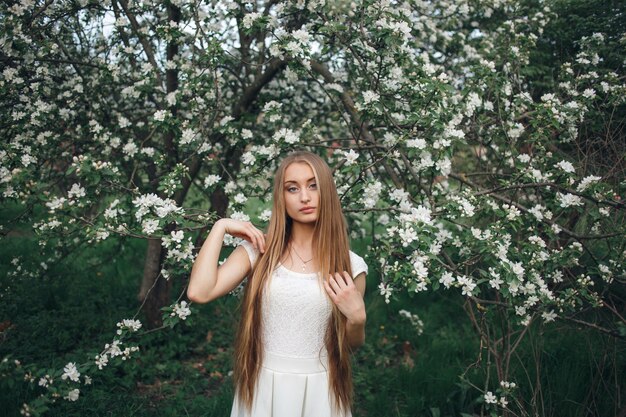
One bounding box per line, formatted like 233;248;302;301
187;218;265;304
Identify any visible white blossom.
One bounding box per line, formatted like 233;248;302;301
406;138;427;149
234;193;248;204
116;319;142;333
489;269;503;289
141;219;159;235
166;91;176;106
362;181;382;208
399;309;424;335
204;174;221;188
436;157;451;176
576;175;601;192
399;226;418;247
153;110;168;121
21;154;36;167
61;362;80;382
133;193;182;220
557;193;583;208
180;128;196;145
439;272;454;288
46;197;66;212
528;204;545;221
541;310;557;322
172;301;191;320
582;88;596;99
242;151;256;166
362;90;380;105
378;282;393;303
507;123;525;139
67;183;86;199
242;12;261;29
122;141;138;156
484;391;497;404
231;211;250;222
457;275;476;296
241;129;253;139
273;128;299;144
170;229;184;243
64;389;80;402
342;149;359;165
556;160;575;173
459;199;475;217
259;209;272;222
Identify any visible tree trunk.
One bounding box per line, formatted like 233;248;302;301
138;238;172;327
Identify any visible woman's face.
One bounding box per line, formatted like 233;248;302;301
283;162;319;223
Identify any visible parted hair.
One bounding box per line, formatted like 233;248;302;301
233;151;354;413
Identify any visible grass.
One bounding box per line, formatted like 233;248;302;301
0;204;623;416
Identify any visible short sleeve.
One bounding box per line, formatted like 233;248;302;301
238;240;259;266
349;251;368;279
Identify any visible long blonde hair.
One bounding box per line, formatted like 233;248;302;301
233;151;354;412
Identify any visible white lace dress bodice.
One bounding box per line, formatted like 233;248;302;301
239;241;369;358
263;264;331;357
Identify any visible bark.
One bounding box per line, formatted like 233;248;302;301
210;186;229;218
137;238;171;328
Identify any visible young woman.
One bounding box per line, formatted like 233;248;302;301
187;151;368;417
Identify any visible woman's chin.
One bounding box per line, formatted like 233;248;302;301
291;214;318;224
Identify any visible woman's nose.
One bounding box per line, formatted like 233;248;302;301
300;189;310;203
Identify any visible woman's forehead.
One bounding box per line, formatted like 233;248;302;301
284;161;315;183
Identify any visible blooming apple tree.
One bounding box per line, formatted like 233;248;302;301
1;0;624;415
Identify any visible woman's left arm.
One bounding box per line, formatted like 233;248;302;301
324;271;367;349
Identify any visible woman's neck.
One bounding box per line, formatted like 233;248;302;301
289;221;315;249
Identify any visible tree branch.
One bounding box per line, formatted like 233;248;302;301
117;0;163;89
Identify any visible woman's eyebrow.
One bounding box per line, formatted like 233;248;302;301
284;176;316;185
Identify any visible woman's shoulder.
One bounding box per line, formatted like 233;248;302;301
348;249;368;278
238;239;260;265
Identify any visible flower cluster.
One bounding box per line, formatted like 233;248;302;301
398;309;425;335
116;319;142;335
171;301;191;320
133;193;183;221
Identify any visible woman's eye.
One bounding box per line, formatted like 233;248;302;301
287;187;298;192
309;183;317;190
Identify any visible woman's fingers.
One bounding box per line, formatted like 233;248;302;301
327;271;352;296
221;219;266;252
341;271;353;286
328;274;341;294
239;221;264;252
323;278;336;299
337;272;350;287
252;229;265;252
220;218;266;252
256;230;266;253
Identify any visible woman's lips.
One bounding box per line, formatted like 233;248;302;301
300;207;315;213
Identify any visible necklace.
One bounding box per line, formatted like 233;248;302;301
290;244;313;272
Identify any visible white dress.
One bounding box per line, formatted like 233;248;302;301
230;241;368;417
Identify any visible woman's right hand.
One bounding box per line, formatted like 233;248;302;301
217;218;266;253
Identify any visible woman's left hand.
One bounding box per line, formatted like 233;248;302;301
324;271;366;324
